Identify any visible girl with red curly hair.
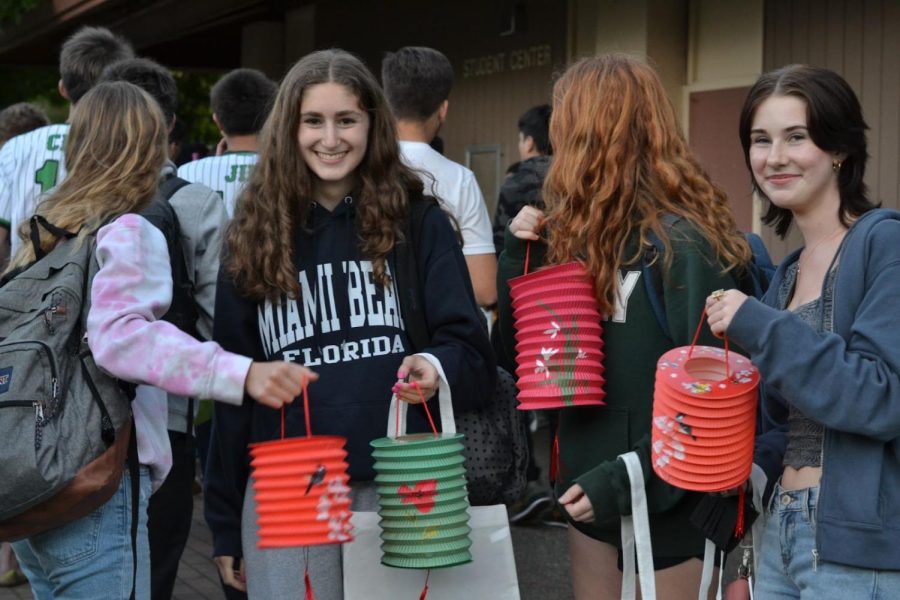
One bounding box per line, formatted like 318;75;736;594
498;54;751;598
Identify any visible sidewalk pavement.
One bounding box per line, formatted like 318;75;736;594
1;491;572;600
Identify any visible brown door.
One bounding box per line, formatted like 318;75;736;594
688;86;754;232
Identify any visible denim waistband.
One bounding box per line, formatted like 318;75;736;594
769;481;820;522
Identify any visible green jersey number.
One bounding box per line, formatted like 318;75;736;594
35;159;60;193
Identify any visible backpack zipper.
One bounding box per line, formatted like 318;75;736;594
43;301;67;335
0;340;60;450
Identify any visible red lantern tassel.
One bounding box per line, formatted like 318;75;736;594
734;486;746;539
305;568;316;600
419;570;431;600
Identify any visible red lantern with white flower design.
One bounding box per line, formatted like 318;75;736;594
651;345;759;492
509;261;606;409
248;382;353;549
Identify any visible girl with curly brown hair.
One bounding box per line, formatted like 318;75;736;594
204;49;494;599
497;54;751;598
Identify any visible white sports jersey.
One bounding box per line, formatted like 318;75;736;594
177;151;257;218
0;124;70;256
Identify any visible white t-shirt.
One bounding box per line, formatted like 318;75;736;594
398;141;494;256
176;151;257;218
0;124;70;256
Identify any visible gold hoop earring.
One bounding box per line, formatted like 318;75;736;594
832;160;842;173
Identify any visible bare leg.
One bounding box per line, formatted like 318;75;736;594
568;526;622;600
0;543;19;573
568;527;717;600
655;557;719;600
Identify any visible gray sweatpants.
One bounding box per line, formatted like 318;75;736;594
241;479;379;600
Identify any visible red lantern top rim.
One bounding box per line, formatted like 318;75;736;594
656;345;759;398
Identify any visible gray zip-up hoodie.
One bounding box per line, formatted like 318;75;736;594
161;161;228;432
729;208;900;570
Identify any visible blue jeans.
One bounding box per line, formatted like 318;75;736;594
756;483;900;599
11;466;151;600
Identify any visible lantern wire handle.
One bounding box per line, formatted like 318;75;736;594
688;307;731;380
524;241;531;275
412;381;439;437
393;381;439;437
280;376;311;440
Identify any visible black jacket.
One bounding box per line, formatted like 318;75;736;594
492;155;550;254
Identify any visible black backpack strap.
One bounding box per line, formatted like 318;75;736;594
127;420;140;600
159;174;191;201
395;194;439;352
29;215;77;260
141;175;199;338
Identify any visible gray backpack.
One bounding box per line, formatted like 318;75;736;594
0;217;134;541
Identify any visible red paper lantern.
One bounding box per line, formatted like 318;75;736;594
509;261;606;410
249;436;353;548
651;345;759;492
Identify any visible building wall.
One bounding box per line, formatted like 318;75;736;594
567;0;688;121
684;0;764;234
312;0;567;215
761;0;900;258
561;0;765;233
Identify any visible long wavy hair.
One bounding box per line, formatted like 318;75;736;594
6;81;167;273
225;49;424;301
544;54;750;316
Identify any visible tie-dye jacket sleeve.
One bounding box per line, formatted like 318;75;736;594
86;214;251;405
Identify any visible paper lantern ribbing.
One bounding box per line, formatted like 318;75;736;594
249;384;353;550
249;435;353;548
509;261;606;410
651;345;759;492
370;433;473;569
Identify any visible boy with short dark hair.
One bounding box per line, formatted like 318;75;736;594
179;68;276;217
382;47;497;309
0;26;133;264
493;104;552;254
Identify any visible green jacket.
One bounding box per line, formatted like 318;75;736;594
497;220;738;555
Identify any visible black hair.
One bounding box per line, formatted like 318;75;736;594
739;64;876;238
210;68;277;136
381;47;454;121
59;26;134;104
518;104;552;155
100;58;178;124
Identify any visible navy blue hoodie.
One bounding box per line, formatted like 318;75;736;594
204;196;495;559
730;209;900;570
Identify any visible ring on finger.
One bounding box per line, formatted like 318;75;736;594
711;289;725;302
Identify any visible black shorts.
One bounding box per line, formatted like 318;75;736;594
616;549;721;572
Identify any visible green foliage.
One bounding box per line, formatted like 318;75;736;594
173;70;223;147
0;0;39;30
0;65;224;147
0;67;67;122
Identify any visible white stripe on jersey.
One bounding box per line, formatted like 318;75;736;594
177;152;257;218
0;124;70;255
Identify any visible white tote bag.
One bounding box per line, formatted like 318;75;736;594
342;505;520;599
